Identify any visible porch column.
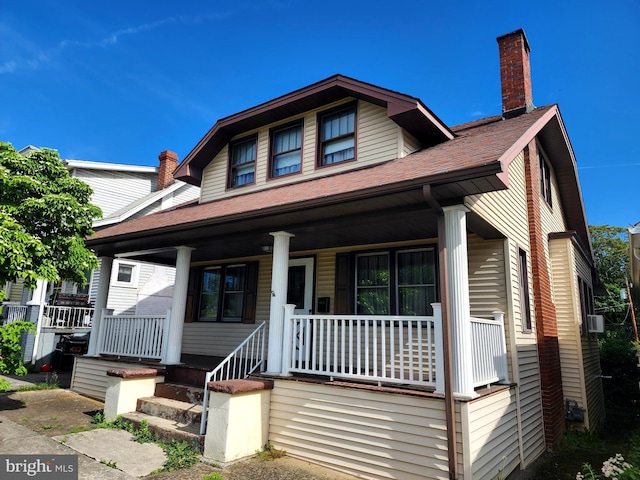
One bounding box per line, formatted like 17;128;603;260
162;246;193;365
266;231;294;375
87;256;113;356
443;205;476;399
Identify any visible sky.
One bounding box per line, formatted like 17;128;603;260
1;0;638;228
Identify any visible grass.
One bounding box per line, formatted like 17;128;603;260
529;405;640;479
256;442;286;461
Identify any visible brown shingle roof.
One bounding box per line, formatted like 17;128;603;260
88;105;556;244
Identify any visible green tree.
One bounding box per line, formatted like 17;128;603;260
590;225;630;322
0;142;101;300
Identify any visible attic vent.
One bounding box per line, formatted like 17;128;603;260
587;314;604;333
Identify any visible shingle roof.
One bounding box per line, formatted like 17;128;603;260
88;105;557;244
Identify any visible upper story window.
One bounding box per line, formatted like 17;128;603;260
228;135;256;188
539;150;552;207
270;121;302;178
318;104;356;166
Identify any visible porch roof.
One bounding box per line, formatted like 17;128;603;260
87;104;591;264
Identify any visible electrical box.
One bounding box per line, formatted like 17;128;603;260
587;314;604;333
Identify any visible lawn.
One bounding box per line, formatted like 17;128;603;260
526;405;640;479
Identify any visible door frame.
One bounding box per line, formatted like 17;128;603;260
288;257;315;314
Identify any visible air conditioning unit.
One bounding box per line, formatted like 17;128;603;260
587;314;604;333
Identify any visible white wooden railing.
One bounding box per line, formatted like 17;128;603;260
470;312;509;387
42;305;94;328
282;305;444;389
97;311;170;360
1;303;28;324
200;321;267;434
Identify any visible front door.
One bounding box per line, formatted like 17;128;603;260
287;257;314;314
288;257;314;362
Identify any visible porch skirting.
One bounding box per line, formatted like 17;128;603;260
268;379;523;480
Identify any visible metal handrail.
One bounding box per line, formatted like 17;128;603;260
199;321;266;434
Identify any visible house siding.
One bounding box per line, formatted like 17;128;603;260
199;99;401;204
466;151;545;465
71;357;142;401
269;380;457;480
464;388;520;480
72;168;155;218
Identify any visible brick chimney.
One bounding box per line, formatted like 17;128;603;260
497;28;534;118
157;150;178;190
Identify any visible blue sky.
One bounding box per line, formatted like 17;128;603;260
1;0;638;228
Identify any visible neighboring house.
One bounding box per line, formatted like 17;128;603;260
1;149;200;366
77;29;603;480
630;223;640;306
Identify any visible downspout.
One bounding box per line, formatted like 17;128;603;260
424;185;458;480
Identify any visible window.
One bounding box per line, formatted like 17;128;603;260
518;249;532;331
228;135;256;188
355;248;436;316
111;261;138;288
539;150;552;207
578;276;595;335
197;263;256;322
270;122;302;177
319;104;356;166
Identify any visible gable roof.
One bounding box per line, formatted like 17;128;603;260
89;104;591;258
174;74;455;186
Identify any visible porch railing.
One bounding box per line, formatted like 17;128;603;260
97;311;170;360
1;303;28;324
200;321;267;434
470;312;509;387
42;305;94;328
282;306;443;389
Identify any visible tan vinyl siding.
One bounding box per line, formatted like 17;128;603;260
181;256;272;357
466;152;545;465
550;238;585;419
199;100;400;204
465;389;520;480
269;380;454;480
575;248;605;429
401;130;421;157
71;357;143;401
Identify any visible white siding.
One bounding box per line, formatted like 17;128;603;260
199;99;401;204
269;380;453;480
73;168;155;218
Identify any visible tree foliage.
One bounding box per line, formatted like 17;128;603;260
0;142;101;296
590;225;630;321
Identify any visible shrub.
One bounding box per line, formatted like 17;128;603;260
0;321;35;377
599;327;640;407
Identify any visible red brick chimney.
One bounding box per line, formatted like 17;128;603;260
497;28;534;117
157;150;178;190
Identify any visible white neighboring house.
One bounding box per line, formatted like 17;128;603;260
0;148;200;367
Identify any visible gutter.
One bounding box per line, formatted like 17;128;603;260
423;184;458;480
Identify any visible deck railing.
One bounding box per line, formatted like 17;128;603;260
97;310;170;360
42;305;94;328
282;305;444;389
470;312;509;387
200;321;266;434
1;303;28;324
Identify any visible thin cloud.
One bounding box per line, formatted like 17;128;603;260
0;11;234;75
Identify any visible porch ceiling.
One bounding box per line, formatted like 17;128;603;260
108;188;503;265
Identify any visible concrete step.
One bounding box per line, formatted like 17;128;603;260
164;365;209;386
137;396;202;426
154;382;205;404
120;411;204;452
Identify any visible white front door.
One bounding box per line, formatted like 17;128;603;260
287;257;314;315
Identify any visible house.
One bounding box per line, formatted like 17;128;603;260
77;29;603;480
1;149;200;367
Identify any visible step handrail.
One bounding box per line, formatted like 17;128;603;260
199;321;266;434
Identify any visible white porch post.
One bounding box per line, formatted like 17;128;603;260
162;246;193;365
443;205;477;399
87;256;113;356
266;231;294;375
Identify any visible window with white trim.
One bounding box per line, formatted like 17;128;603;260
111;261;139;288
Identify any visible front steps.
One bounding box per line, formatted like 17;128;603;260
120;368;208;451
